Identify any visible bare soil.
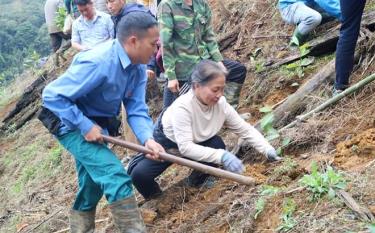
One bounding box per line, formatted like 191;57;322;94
2;0;375;232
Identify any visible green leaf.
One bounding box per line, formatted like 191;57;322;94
259;106;273;113
299;43;311;56
266;133;280;141
286;62;299;70
291;36;300;47
368;223;375;233
281;138;291;147
300;57;315;67
260;185;280;196
260;113;274;130
254;198;266;219
265;127;279;138
310;162;318;175
328;188;336;199
276;147;283;156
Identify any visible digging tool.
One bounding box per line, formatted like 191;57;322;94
102;135;255;186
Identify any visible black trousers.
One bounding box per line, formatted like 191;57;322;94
127;114;226;199
162;59;247;109
50;32;71;52
335;0;366;90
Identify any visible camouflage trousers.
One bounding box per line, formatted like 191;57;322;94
162;59;247;109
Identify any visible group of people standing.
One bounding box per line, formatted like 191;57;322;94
40;0;366;232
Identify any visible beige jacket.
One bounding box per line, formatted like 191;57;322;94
44;0;64;34
162;91;274;164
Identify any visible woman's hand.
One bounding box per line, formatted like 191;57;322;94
265;148;282;162
221;151;244;174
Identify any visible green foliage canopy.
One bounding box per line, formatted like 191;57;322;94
0;0;50;84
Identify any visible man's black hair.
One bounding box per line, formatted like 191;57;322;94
117;11;158;42
74;0;92;6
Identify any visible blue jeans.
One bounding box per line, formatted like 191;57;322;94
335;0;366;90
58;131;134;211
279;2;322;35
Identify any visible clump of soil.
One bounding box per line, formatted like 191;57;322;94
244;163;267;184
335;128;375;171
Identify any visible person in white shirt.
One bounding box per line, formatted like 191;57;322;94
71;0;114;51
127;59;281;199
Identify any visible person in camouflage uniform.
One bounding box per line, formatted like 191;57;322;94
158;0;247;108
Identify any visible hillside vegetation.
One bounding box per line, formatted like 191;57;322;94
1;0;375;232
0;0;49;84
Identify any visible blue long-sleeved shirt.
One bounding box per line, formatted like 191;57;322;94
278;0;341;20
42;39;153;145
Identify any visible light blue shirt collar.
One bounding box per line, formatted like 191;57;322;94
78;9;103;24
115;39;131;70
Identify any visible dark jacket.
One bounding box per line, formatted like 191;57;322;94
111;3;153;38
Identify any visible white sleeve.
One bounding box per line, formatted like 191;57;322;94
171;105;225;164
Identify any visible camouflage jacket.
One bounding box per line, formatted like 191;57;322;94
158;0;223;81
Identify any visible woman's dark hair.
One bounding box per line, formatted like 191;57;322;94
191;60;228;88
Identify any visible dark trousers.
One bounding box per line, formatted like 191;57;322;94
335;0;366;90
50;32;71;52
162;59;247;108
127;114;226;199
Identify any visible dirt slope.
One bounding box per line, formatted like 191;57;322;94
1;0;375;232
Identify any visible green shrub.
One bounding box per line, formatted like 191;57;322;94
299;162;346;201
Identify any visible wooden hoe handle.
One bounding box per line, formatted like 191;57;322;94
102;135;255;186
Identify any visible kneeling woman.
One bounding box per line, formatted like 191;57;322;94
128;60;281;199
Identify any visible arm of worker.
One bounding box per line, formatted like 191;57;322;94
42;59;104;137
157;2;177;82
315;0;341;20
171;105;226;164
71;20;89;51
223;101;281;161
123;67;164;159
202;2;223;63
71;41;89;51
123;68;154;146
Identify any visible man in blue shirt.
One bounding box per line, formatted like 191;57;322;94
42;11;162;233
278;0;341;46
72;0;114;51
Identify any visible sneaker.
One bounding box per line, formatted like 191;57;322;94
184;175;216;189
332;87;344;96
